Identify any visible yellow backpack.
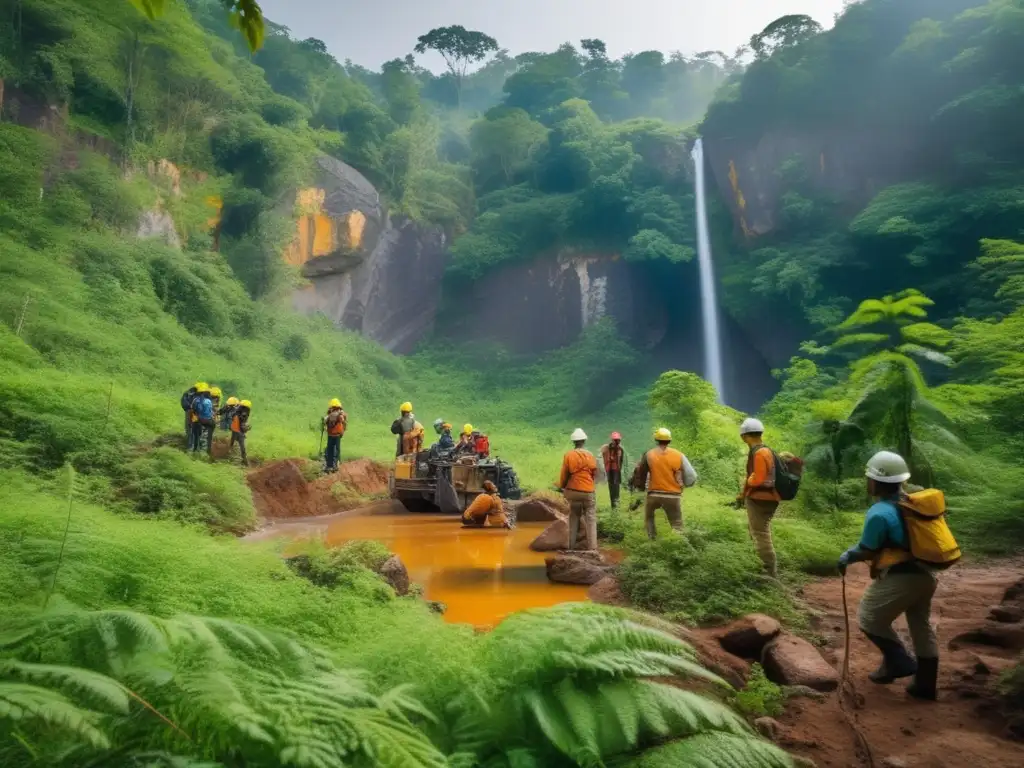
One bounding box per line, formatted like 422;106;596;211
897;489;962;569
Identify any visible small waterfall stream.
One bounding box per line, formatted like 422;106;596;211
691;138;726;403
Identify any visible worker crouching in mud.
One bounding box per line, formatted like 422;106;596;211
558;428;598;552
838;451;961;702
462;480;512;528
631;428;697;539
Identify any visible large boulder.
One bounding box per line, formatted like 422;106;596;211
288;156;447;353
513;495;568;523
378;555;410;596
761;633;839;692
545;553;612;586
716;614;782;659
530;518;569;551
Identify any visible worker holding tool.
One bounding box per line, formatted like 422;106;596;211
837;451;960;701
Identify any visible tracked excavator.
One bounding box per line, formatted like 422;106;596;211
389;444;522;514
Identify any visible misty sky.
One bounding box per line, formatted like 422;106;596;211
257;0;849;71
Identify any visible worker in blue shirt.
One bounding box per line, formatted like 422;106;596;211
837;451;939;701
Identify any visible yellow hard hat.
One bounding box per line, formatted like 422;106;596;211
226;396;239;406
196;382;210;393
654;427;672;441
329;398;342;408
463;423;473;436
193;381;203;390
239;400;252;409
210;386;222;398
400;401;413;412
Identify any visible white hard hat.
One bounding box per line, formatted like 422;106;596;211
570;428;588;442
739;417;765;435
865;451;911;483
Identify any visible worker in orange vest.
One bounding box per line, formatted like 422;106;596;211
323;398;348;472
462;481;511;528
558;428;598;551
229;400;251;466
737;417;781;578
600;432;628;508
631;428;697;539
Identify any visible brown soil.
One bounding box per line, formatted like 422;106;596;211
771;561;1024;767
246;457;389;519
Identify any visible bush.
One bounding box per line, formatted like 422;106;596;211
281;332;311;361
732;663;785;718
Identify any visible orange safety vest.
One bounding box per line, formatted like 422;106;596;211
560;449;597;493
645;446;685;495
326;409;346;437
744;445;781;502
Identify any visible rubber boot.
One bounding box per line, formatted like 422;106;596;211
864;633;917;684
906;657;938;701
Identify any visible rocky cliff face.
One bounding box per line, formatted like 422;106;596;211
287;156;447;353
438;251;668;354
704;127;924;237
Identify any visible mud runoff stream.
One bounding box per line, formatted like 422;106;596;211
247;504;590;628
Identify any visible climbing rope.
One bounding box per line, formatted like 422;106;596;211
839;574;877;768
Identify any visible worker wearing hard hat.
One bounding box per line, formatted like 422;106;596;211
462;480;511;528
188;383;215;455
600;432;628;508
230;400;252;466
837;451;955;701
180;381;201;438
454;424;475;456
437;422;455;450
738;417;781;577
630;428;697;539
323;398;348;472
390;402;417;457
558;428;598;551
219;396;239;431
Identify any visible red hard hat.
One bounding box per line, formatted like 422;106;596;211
611;432;622;440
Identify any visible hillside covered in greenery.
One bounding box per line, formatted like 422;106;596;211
2;0;1024;765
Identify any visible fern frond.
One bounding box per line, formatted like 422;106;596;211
832;332;890;349
1;660;130;713
0;681;110;749
612;730;793;767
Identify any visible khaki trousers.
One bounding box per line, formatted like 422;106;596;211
745;498;779;577
858;568;939;658
644;493;682;539
564;489;597;551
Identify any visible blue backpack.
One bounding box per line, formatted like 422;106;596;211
192;396;214;422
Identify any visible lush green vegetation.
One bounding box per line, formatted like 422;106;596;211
3;0;1024;764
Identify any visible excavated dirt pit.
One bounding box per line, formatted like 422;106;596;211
246;458;389;519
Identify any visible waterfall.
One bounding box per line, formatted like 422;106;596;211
691;138;726;403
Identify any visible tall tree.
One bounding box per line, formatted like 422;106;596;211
749;14;822;59
414;25;498;108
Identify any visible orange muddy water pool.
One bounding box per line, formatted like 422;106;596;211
254;507;590;628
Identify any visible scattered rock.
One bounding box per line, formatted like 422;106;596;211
754;716;782;741
1003;579;1024;604
513;494;568;523
949;624;1024;652
761;633;839;692
966;651;1017;676
783;684;827;701
716;613;782;658
545;553;611;585
588;575;629;607
881;757;909;768
378;555;410;596
530;517;569;551
988;604;1023;624
900;726;915;736
426;600;446;615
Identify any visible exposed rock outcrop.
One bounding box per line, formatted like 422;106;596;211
511;494;568;523
288;156;447;353
587;575;629;607
439;250;667;354
137;208;181;248
715;613;782;659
